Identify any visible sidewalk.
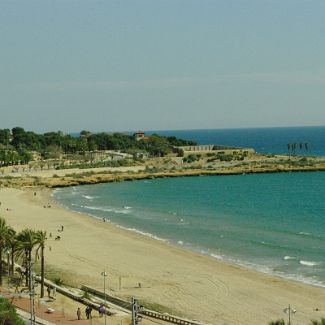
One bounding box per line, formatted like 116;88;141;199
1;289;92;325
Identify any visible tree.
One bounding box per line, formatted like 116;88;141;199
7;231;18;277
35;230;47;298
0;217;10;285
0;129;11;146
305;142;309;152
144;135;171;157
4;226;16;278
16;229;38;287
0;297;25;325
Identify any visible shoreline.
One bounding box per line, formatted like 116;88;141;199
1;187;325;324
52;186;325;291
1;161;325;189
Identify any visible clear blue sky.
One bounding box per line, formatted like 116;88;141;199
1;0;325;133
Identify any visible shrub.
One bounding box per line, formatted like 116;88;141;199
268;320;285;325
183;154;200;163
0;297;25;325
81;291;91;300
53;277;64;286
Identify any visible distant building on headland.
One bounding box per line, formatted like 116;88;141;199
133;131;149;141
174;144;255;157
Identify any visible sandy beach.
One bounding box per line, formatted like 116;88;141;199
1;187;325;325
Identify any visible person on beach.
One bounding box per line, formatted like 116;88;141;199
47;286;51;298
77;307;81;320
98;304;104;317
85;306;91;319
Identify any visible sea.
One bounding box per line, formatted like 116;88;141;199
54;126;325;287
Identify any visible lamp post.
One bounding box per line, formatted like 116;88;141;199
101;271;108;325
5;248;10;290
283;304;296;325
29;261;35;325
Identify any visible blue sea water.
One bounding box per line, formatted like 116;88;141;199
150;125;325;156
53;172;325;287
54;127;325;287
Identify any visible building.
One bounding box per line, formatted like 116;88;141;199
133;131;149;141
173;144;255;157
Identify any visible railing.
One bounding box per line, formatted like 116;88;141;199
81;285;206;325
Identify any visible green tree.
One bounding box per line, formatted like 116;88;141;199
0;297;25;325
144;135;171;157
0;217;10;285
0;129;11;146
35;230;47;298
16;229;38;287
6;231;18;277
287;143;291;155
305;142;309;152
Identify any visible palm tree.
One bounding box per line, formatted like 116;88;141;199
5;226;16;277
0;217;10;285
35;230;47;298
16;229;38;287
9;235;19;277
305;142;309;152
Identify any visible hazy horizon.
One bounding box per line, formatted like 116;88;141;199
1;124;325;136
1;0;325;132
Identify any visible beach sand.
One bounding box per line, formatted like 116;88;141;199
1;187;325;325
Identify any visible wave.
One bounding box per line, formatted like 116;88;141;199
300;260;320;267
284;256;296;260
298;232;310;236
210;253;224;261
82;195;99;200
83;205;130;214
83;205;110;211
115;225;167;242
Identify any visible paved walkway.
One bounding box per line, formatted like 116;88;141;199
1;290;92;325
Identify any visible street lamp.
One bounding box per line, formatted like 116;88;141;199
5;248;10;290
101;271;108;325
283;304;296;325
29;261;35;325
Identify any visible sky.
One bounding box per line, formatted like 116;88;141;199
0;0;325;133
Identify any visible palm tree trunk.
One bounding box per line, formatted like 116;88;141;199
40;246;45;298
0;248;3;286
28;249;32;288
25;250;29;287
10;251;14;276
